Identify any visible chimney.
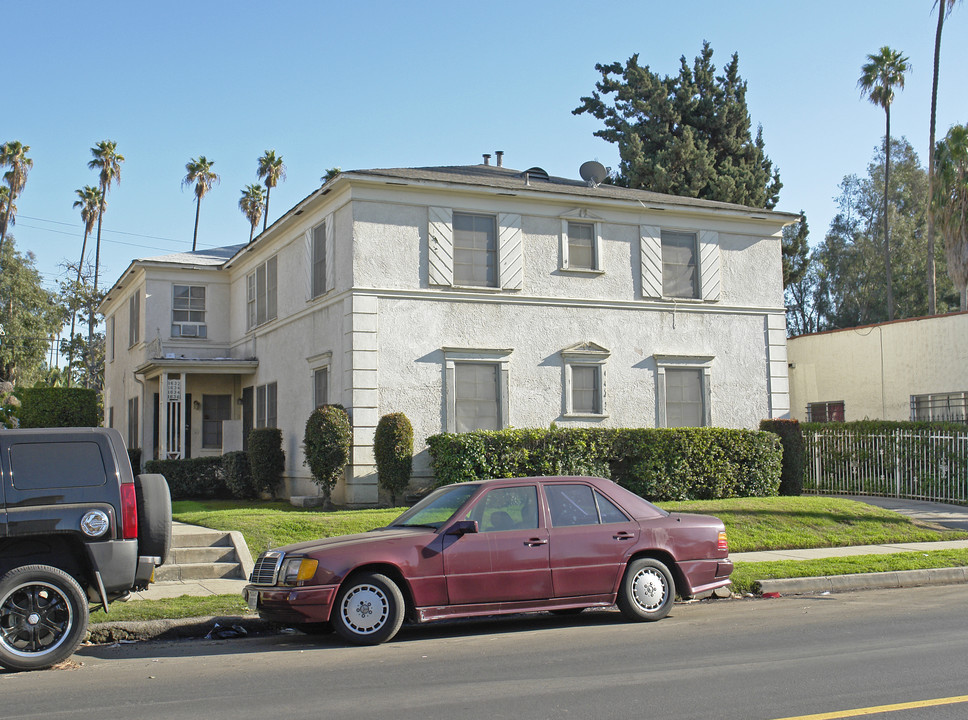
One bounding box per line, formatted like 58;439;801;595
483;153;491;166
495;150;504;167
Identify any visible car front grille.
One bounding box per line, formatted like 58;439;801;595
250;551;284;585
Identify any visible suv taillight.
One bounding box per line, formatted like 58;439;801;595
120;482;138;540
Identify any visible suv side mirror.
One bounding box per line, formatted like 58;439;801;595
448;520;479;536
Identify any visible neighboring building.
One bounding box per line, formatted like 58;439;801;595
100;159;797;504
788;311;968;423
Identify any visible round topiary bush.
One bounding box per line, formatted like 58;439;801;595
303;404;352;507
374;412;413;505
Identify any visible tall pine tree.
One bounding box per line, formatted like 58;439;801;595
574;41;781;209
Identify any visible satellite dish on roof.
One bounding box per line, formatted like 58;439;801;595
579;160;607;187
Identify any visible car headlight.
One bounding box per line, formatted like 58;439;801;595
280;557;319;586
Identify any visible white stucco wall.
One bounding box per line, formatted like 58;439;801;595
788;312;968;421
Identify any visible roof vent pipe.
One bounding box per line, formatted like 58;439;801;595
483;153;491;165
495;150;504;167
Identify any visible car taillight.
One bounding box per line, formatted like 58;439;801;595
717;531;728;552
120;482;138;540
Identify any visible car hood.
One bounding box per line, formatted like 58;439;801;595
269;526;434;556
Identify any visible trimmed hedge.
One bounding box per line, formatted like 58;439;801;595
426;426;781;501
222;451;257;499
303;404;352;505
248;428;285;496
759;419;805;496
17;387;99;428
144;456;226;500
374;412;414;504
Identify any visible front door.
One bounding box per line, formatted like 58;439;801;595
444;484;552;604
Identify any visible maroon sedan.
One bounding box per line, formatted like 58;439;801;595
243;476;732;644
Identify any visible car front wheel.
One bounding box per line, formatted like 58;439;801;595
0;564;90;672
332;572;405;645
617;558;675;622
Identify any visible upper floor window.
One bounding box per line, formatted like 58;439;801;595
454;212;497;287
311;221;327;298
429;207;523;291
562;220;601;272
172;285;207;338
247;256;278;329
128;290;140;347
661;230;699;299
107;315;115;363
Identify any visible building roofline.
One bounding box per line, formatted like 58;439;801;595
790;310;968;340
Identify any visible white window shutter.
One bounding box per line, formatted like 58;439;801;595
429;206;454;286
325;212;336;293
499;213;523;290
639;225;662;299
699;230;721;301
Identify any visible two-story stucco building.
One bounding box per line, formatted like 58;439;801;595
100;159;798;504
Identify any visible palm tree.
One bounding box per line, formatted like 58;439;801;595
859;46;910;321
67;186;102;386
927;0;962;314
933;124;968;309
0;141;32;261
182;156;220;252
86;140;124;362
256;150;286;231
238;184;266;242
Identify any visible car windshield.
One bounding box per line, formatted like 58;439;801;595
390;484;479;529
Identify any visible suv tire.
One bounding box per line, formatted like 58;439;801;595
135;474;172;565
0;564;90;672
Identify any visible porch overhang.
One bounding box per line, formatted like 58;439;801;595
133;356;259;380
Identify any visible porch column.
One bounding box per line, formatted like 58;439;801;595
160;372;186;459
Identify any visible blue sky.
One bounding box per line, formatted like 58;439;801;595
9;1;968;298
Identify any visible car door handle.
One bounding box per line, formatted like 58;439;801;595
613;532;635;540
525;538;548;546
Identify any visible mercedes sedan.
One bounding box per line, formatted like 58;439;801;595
243;476;732;644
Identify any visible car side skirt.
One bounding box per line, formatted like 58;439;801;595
414;595;615;623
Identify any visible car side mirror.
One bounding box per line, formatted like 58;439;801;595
448;520;479;536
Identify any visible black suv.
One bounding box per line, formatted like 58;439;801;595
0;427;171;671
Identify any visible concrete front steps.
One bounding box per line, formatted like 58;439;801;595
154;522;254;584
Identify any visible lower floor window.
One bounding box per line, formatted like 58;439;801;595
571;365;602;415
455;362;500;432
807;401;845;423
665;368;704;427
314;367;329;409
911;392;967;423
202;394;232;448
256;382;278;429
127;397;139;448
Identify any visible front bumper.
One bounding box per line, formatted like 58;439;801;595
243;584;338;624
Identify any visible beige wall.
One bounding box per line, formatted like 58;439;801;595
788;312;968;421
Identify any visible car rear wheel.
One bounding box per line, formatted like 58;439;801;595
332;572;405;645
617;558;675;622
0;565;90;672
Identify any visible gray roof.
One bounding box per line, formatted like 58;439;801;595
348;164;796;217
139;244;246;267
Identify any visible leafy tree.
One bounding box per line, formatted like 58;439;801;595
256;150;286;231
303;404;351;509
182;156;220;252
926;0;962;313
0;141;32;264
87;140;124;351
321;167;341;183
67;186;101;386
58;259;101;389
0;239;64;386
574;42;781;208
933;123;968;309
238;183;265;242
858;46;910;321
781;211;809;289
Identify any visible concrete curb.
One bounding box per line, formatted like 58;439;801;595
757;566;968;595
86;615;270;644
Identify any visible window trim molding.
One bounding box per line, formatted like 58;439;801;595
442;347;512;433
654;354;714;427
561;342;610;418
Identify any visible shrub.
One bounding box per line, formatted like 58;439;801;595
0;381;20;428
427;426;781;501
374;413;414;504
127;447;143;473
248;428;286;497
759;419;805;496
222;450;258;499
17;387;99;428
303;404;352;506
144;456;226;500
